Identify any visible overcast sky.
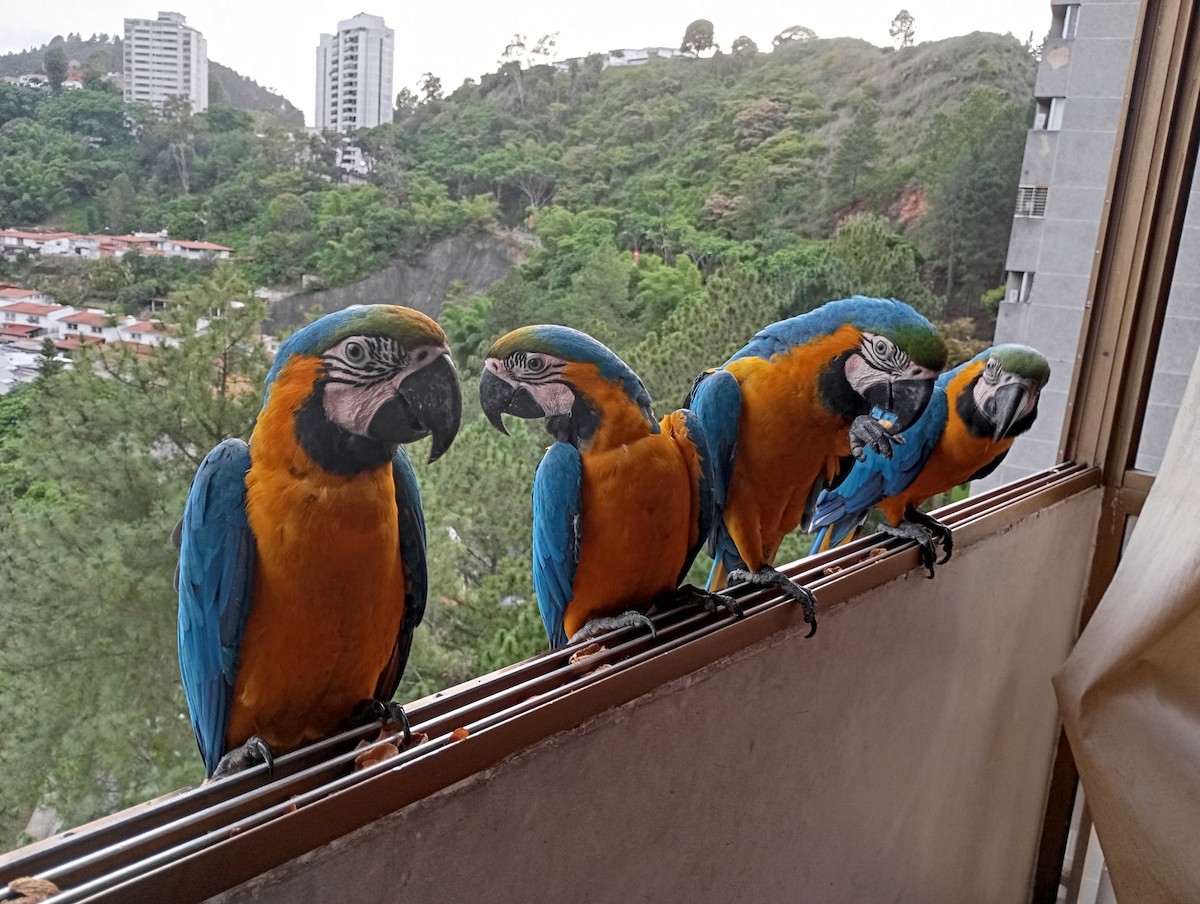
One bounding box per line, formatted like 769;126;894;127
2;1;1054;126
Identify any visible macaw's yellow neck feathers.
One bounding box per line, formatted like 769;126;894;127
250;356;328;475
945;358;986;403
563;361;656;452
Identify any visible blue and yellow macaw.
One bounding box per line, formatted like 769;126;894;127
479;325;737;649
686;296;947;634
175;305;462;778
808;343;1050;575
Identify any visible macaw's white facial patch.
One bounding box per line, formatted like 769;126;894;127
844;347;891;394
524;380;576;417
322;371;404;436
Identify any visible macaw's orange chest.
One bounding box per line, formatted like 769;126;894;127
884;425;1015;523
722;334;857;569
228;459;406;753
565;433;695;639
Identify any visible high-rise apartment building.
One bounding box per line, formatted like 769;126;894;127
982;0;1200;488
123;12;209;113
315;13;394;132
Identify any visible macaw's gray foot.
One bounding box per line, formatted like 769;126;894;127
570;610;656;645
727;566;817;638
212;735;275;780
346;698;413;748
879;517;945;579
666;583;745;620
849;414;905;461
904;506;953;566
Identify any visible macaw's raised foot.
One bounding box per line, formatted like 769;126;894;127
211;735;275;780
570;610;656;646
344;698;413;749
727;566;817;638
659;584;746;620
880;507;952;579
849;414;905;461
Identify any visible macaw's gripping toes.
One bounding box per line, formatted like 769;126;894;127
175;304;462;779
685;296;947;636
809;344;1050;576
481;324;742;650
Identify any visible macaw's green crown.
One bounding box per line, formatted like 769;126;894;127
730;296;947;370
487;324;654;410
942;343;1052;388
266;305;447;389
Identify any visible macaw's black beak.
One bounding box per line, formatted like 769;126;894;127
861;376;936;433
479;366;545;435
986;382;1031;441
369;353;463;462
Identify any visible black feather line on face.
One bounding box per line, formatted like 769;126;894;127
294;380;393;476
819;350;870;421
322;336;409;388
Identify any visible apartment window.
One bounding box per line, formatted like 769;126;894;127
1053;4;1081;40
1034;97;1065;131
90;326;103;334
3;312;13;321
1015;185;1049;217
66;323;78;331
1006;271;1035;304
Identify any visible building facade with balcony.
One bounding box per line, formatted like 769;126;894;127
123;11;209;113
986;0;1200;485
314;13;394;133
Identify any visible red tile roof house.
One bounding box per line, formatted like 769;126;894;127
0;299;74;344
57;310;126;344
0;230;72;255
118;319;177;348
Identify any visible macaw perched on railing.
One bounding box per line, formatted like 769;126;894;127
480;325;740;650
808;343;1050;576
175;305;462;779
685;296;948;636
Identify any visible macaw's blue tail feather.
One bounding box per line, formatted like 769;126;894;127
808;517;865;557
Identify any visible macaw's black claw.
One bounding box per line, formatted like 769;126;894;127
879;518;944;578
905;507;954;565
727;565;817;638
212;734;275;780
346;698;413;748
661;584;746;620
849;414;898;461
570;610;656;645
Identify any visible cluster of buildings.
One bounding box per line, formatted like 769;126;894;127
0;282;177;393
0;229;232;261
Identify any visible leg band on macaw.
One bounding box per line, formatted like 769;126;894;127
904;506;953;565
879;519;943;579
345;698;414;749
570;610;657;645
727;565;817;638
659;583;746;620
211;735;275;780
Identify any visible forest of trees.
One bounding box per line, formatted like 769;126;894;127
0;27;1037;845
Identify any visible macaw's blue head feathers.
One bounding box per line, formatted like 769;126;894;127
955;343;1051;441
265;304;461;466
480;324;659;447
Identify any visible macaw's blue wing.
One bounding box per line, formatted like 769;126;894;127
808;386;949;552
684;369;743;578
373;446;429;701
176;439;256;777
532;440;582;649
674;407;717;584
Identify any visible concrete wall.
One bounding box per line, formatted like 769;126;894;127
264;229;532;333
987;0;1200;486
211;487;1101;904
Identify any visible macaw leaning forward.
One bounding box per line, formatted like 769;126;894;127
686;296;947;634
808;343;1050;575
479;325;739;649
175;305;462;778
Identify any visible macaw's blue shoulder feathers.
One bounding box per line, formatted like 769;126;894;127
531;440;583;649
491;324;655;419
176;438;256;777
728;296;944;368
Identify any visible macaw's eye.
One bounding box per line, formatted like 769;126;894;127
984;358;1002;383
527;356;545;373
873;337;891;357
344;341;366;364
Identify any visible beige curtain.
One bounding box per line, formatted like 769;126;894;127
1055;348;1200;903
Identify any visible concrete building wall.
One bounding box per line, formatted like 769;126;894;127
123;12;208;113
314;13;394;133
984;0;1200;487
